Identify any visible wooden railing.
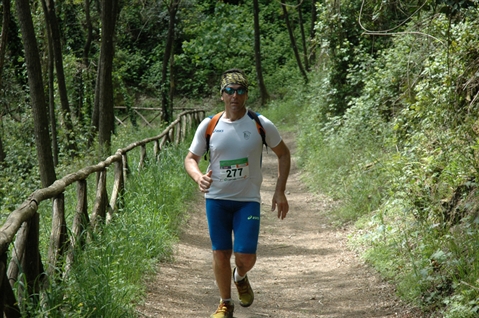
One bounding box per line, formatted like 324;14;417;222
0;109;204;317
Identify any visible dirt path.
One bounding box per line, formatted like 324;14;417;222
137;132;423;318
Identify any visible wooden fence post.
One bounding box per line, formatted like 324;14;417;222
64;179;89;277
168;125;174;144
180;115;186;142
110;159;125;215
7;223;27;286
0;109;205;317
139;145;147;170
0;252;5;311
175;121;181;145
91;170;108;228
122;153;129;186
47;193;67;277
74;179;89;248
154;140;160;161
23;212;44;298
0;252;21;317
159;135;168;151
189;113;195;131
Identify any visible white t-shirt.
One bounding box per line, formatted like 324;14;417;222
189;110;282;203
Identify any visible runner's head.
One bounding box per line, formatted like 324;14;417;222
220;69;248;95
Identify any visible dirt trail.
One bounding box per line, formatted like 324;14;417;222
137;132;423;318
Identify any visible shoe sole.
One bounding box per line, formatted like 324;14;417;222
240;301;253;307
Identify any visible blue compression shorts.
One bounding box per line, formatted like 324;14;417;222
205;199;261;254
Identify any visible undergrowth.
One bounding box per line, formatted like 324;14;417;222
12;125;197;317
295;19;479;314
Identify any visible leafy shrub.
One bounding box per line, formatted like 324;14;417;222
299;3;479;316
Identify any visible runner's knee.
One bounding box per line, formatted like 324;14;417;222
234;253;256;272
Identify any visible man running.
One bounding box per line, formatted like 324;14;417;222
184;68;291;318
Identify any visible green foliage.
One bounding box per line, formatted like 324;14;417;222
174;1;308;98
298;2;479;316
313;0;364;115
58;0;93;58
62;148;192;317
1;0;308;176
115;0;169;97
313;0;418;116
14;132;196;316
8;0;479;316
253;66;304;114
117;0;167;55
176;2;255;96
0;115;40;218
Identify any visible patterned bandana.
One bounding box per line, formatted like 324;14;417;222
220;71;249;93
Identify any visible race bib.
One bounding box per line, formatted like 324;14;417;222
219;157;249;181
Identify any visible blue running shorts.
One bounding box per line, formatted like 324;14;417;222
205;199;261;254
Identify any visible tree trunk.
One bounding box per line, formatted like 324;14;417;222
309;0;317;66
161;0;180;123
15;0;57;187
78;0;93;125
83;0;93;80
22;213;44;298
15;0;57;300
253;0;270;106
47;26;59;166
0;0;9;83
0;0;10;164
169;39;175;113
43;0;77;156
1;247;21;317
0;123;5;164
297;0;309;71
97;0;120;155
92;62;100;136
282;2;308;84
41;0;59;166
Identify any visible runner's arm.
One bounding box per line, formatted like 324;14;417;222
270;140;291;219
184;151;213;193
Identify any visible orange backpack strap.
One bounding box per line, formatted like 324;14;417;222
204;111;224;160
203;110;267;161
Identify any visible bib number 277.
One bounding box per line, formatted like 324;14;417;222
219;157;249;181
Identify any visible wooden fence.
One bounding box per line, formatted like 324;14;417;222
0;109;204;317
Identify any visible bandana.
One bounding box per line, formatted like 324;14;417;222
220;71;249;93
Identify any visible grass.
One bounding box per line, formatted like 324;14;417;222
291;71;479;316
11;124;198;317
10;72;479;317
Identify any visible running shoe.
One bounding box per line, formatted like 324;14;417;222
233;267;254;307
210;300;234;318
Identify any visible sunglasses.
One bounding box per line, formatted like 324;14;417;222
223;87;248;95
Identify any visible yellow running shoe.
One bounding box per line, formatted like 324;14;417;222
233;267;254;307
210;300;234;318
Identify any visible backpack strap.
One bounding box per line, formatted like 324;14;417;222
203;110;267;161
204;111;224;160
247;109;267;149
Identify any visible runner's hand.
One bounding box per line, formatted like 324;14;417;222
199;170;213;193
272;192;289;220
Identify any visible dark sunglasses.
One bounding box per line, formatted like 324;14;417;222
223;87;247;95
